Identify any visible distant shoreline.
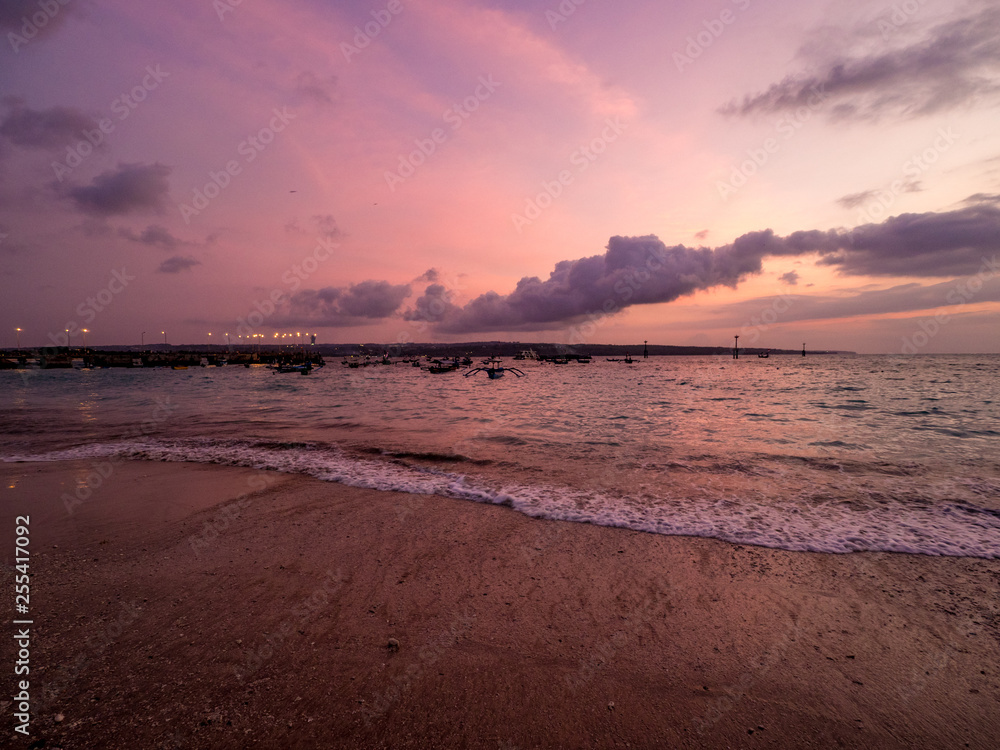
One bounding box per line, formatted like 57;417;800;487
1;342;855;359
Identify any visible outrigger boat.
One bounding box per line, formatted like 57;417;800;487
464;359;525;379
274;362;313;374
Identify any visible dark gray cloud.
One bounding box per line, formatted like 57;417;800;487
0;101;100;149
404;283;459;324
158;255;201;273
0;0;76;37
423;205;1000;333
964;192;1000;206
432;235;765;333
779;271;800;285
721;5;1000;121
67;162;171;216
278;280;411;326
119;224;184;250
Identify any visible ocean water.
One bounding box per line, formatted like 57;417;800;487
3;354;1000;558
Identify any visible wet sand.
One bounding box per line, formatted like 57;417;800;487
2;459;999;749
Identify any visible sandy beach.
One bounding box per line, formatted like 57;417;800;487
2;459;998;749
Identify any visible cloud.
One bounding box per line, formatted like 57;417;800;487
119;224;185;250
836;182;922;209
158;255;201;273
0;101;100;150
404;283;459;324
702;275;1000;329
779;271;800;286
0;0;76;38
278;280;411;326
721;5;1000;121
433;235;765;333
312;214;340;240
423;205;1000;333
294;71;338;106
67;163;171;216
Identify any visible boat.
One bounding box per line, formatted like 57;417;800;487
758;350;770;358
274;362;312;374
464;359;525;379
513;349;537;361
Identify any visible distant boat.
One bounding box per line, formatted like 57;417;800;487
275;363;312;374
513;349;537;360
758;350;770;358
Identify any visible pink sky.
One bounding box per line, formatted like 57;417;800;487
1;0;999;352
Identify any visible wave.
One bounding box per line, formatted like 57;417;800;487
4;438;1000;559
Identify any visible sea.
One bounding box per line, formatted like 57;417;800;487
3;354;999;558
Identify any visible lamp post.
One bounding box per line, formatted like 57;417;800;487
162;331;166;345
15;328;21;350
65;329;71;349
82;329;88;348
208;332;212;348
733;334;739;360
141;331;146;348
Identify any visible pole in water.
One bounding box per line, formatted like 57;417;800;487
802;342;806;357
643;340;648;359
733;334;739;360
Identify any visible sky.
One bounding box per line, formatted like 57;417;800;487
0;0;998;353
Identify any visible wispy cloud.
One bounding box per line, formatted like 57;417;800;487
721;5;1000;122
158;255;201;273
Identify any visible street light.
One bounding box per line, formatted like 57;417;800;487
15;328;21;350
141;331;146;348
82;329;88;348
65;329;71;348
162;331;166;345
